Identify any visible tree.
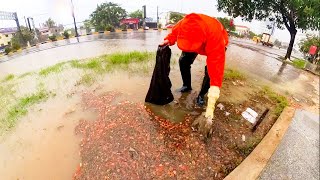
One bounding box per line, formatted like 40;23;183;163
45;18;56;28
216;17;236;31
217;0;320;60
83;19;92;33
129;10;143;19
274;39;282;47
11;26;35;47
299;35;320;54
63;30;70;39
248;31;257;39
169;12;184;24
89;2;126;31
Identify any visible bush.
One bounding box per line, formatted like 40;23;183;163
292;59;306;69
4;47;12;54
120;24;127;31
299;35;320;55
48;35;57;41
63;30;70;39
105;24;115;32
12;42;21;51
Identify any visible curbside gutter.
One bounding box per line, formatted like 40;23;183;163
224;107;296;180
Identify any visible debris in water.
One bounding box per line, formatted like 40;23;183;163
292;96;300;102
252;109;269;132
241;108;258;124
241;135;246;142
74;91;241;179
217;103;224;110
225;112;230;116
56;125;64;131
65;107;76;115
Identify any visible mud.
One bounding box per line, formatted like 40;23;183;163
73;76;280;179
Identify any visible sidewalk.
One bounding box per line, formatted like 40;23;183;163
259;109;319;180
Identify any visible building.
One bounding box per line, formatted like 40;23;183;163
120;18;140;29
235;25;250;36
38;24;64;36
0;27;17;47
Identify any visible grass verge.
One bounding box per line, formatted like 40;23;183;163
107;51;154;65
261;86;288;116
291;59;306;69
70;58;103;72
70;51;154;73
19;72;34;79
39;62;67;76
234;136;263;157
2;74;15;82
75;74;96;86
1;85;52;131
224;69;246;80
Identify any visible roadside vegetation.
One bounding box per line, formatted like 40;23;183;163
224;69;246;80
261;86;288;116
0;51;155;133
39;62;67;76
2;74;15;82
291;59;306;69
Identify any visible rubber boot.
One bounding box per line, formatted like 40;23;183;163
177;52;197;92
196;66;210;106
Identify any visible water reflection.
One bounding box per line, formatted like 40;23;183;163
277;62;287;75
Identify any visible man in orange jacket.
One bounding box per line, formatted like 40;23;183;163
160;13;228;121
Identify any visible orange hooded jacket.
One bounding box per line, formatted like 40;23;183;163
164;13;228;87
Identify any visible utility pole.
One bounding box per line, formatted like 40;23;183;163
142;5;146;30
27;17;32;31
24;16;28;27
157;6;159;29
71;0;79;39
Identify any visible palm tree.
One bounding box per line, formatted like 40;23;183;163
46;18;55;28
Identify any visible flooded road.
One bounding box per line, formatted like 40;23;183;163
0;30;317;111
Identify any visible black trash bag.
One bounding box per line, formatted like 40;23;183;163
145;45;174;105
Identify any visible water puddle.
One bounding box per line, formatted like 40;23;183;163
0;95;97;180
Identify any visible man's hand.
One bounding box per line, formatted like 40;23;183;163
159;39;170;46
205;86;220;119
192;86;220;140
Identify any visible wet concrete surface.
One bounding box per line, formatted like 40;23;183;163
259;109;319;180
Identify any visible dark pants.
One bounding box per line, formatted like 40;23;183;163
179;51;210;97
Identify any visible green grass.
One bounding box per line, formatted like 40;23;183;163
234;136;263;156
262;86;289;116
291;59;306;69
3;88;50;129
0;84;16;110
70;51;154;73
39;62;66;76
19;72;33;79
76;74;96;86
107;51;154;65
224;69;246;80
2;74;15;82
70;59;103;72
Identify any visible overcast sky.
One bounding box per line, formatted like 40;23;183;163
1;0;312;43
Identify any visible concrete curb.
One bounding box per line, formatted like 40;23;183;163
224;107;296;180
